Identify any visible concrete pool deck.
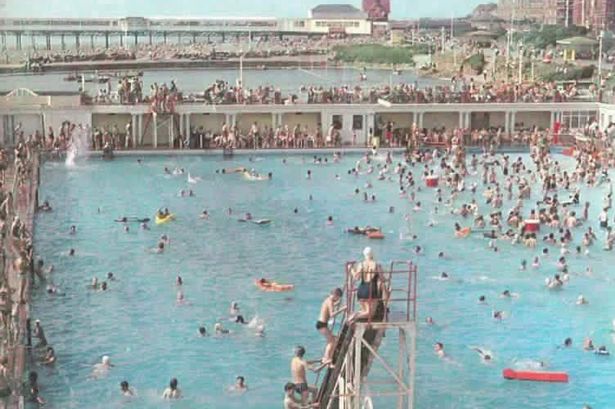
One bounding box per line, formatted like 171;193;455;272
2;153;40;409
52;145;535;159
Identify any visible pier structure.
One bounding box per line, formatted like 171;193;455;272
0;15;372;51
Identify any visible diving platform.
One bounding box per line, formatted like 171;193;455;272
316;261;417;409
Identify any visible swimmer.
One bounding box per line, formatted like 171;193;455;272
472;347;493;362
38;201;52;212
176;276;183;286
478;295;487;304
434;342;446;358
140;222;149;230
595;346;610;355
316;288;344;364
107;272;116;281
68;248;75;256
69;225;77;235
214;323;230;335
229;376;247;393
532;256;540;268
99;282;108;291
546;274;564;289
90;277;99;290
162;378;182;399
198;326;207;337
176;291;189;305
425;316;435;325
254;324;266;337
46;284;61;295
326;216;333;226
492;310;504;320
520;260;527;270
583;337;594;351
563;337;573;348
229;301;246;324
500;290;518;299
576;295;588;305
92;356;113;379
40;346;56;365
438;272;449;281
120;380;135;397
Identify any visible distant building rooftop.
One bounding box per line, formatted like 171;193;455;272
309;4;368;20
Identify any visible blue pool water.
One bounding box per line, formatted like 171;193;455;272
32;152;615;409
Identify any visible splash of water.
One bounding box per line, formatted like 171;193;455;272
65;126;90;167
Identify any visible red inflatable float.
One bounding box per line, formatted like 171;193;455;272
426;176;439;188
524;220;540;233
502;368;569;383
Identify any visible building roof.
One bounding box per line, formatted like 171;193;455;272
464;30;500;39
310;4;368;20
556;36;599;46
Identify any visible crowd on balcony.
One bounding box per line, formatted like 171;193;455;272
91;76;589;108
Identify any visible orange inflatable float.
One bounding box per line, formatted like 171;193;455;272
255;278;294;292
367;231;385;239
455;227;471;238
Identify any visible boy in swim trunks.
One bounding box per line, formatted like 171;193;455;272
290;346;318;404
316;288;344;364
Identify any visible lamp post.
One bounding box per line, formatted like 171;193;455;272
517;42;523;84
238;49;244;88
598;30;604;86
530;49;536;82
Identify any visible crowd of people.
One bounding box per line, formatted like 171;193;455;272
5;108;615;408
15;35;342;70
0;133;50;406
91;75;590;108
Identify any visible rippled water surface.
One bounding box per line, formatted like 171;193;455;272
32;152;615;409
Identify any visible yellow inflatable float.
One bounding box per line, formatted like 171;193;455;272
155;213;175;225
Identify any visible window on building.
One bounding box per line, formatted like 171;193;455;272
352;115;363;130
332;115;343;130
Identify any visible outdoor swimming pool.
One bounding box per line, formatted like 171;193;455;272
31;151;615;409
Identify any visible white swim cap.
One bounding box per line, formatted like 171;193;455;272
363;247;373;258
102;356;110;364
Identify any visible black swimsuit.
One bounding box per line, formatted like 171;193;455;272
316;321;327;330
357;263;381;301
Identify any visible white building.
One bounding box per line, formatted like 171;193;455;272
306;4;372;36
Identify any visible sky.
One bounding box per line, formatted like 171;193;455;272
0;0;487;19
